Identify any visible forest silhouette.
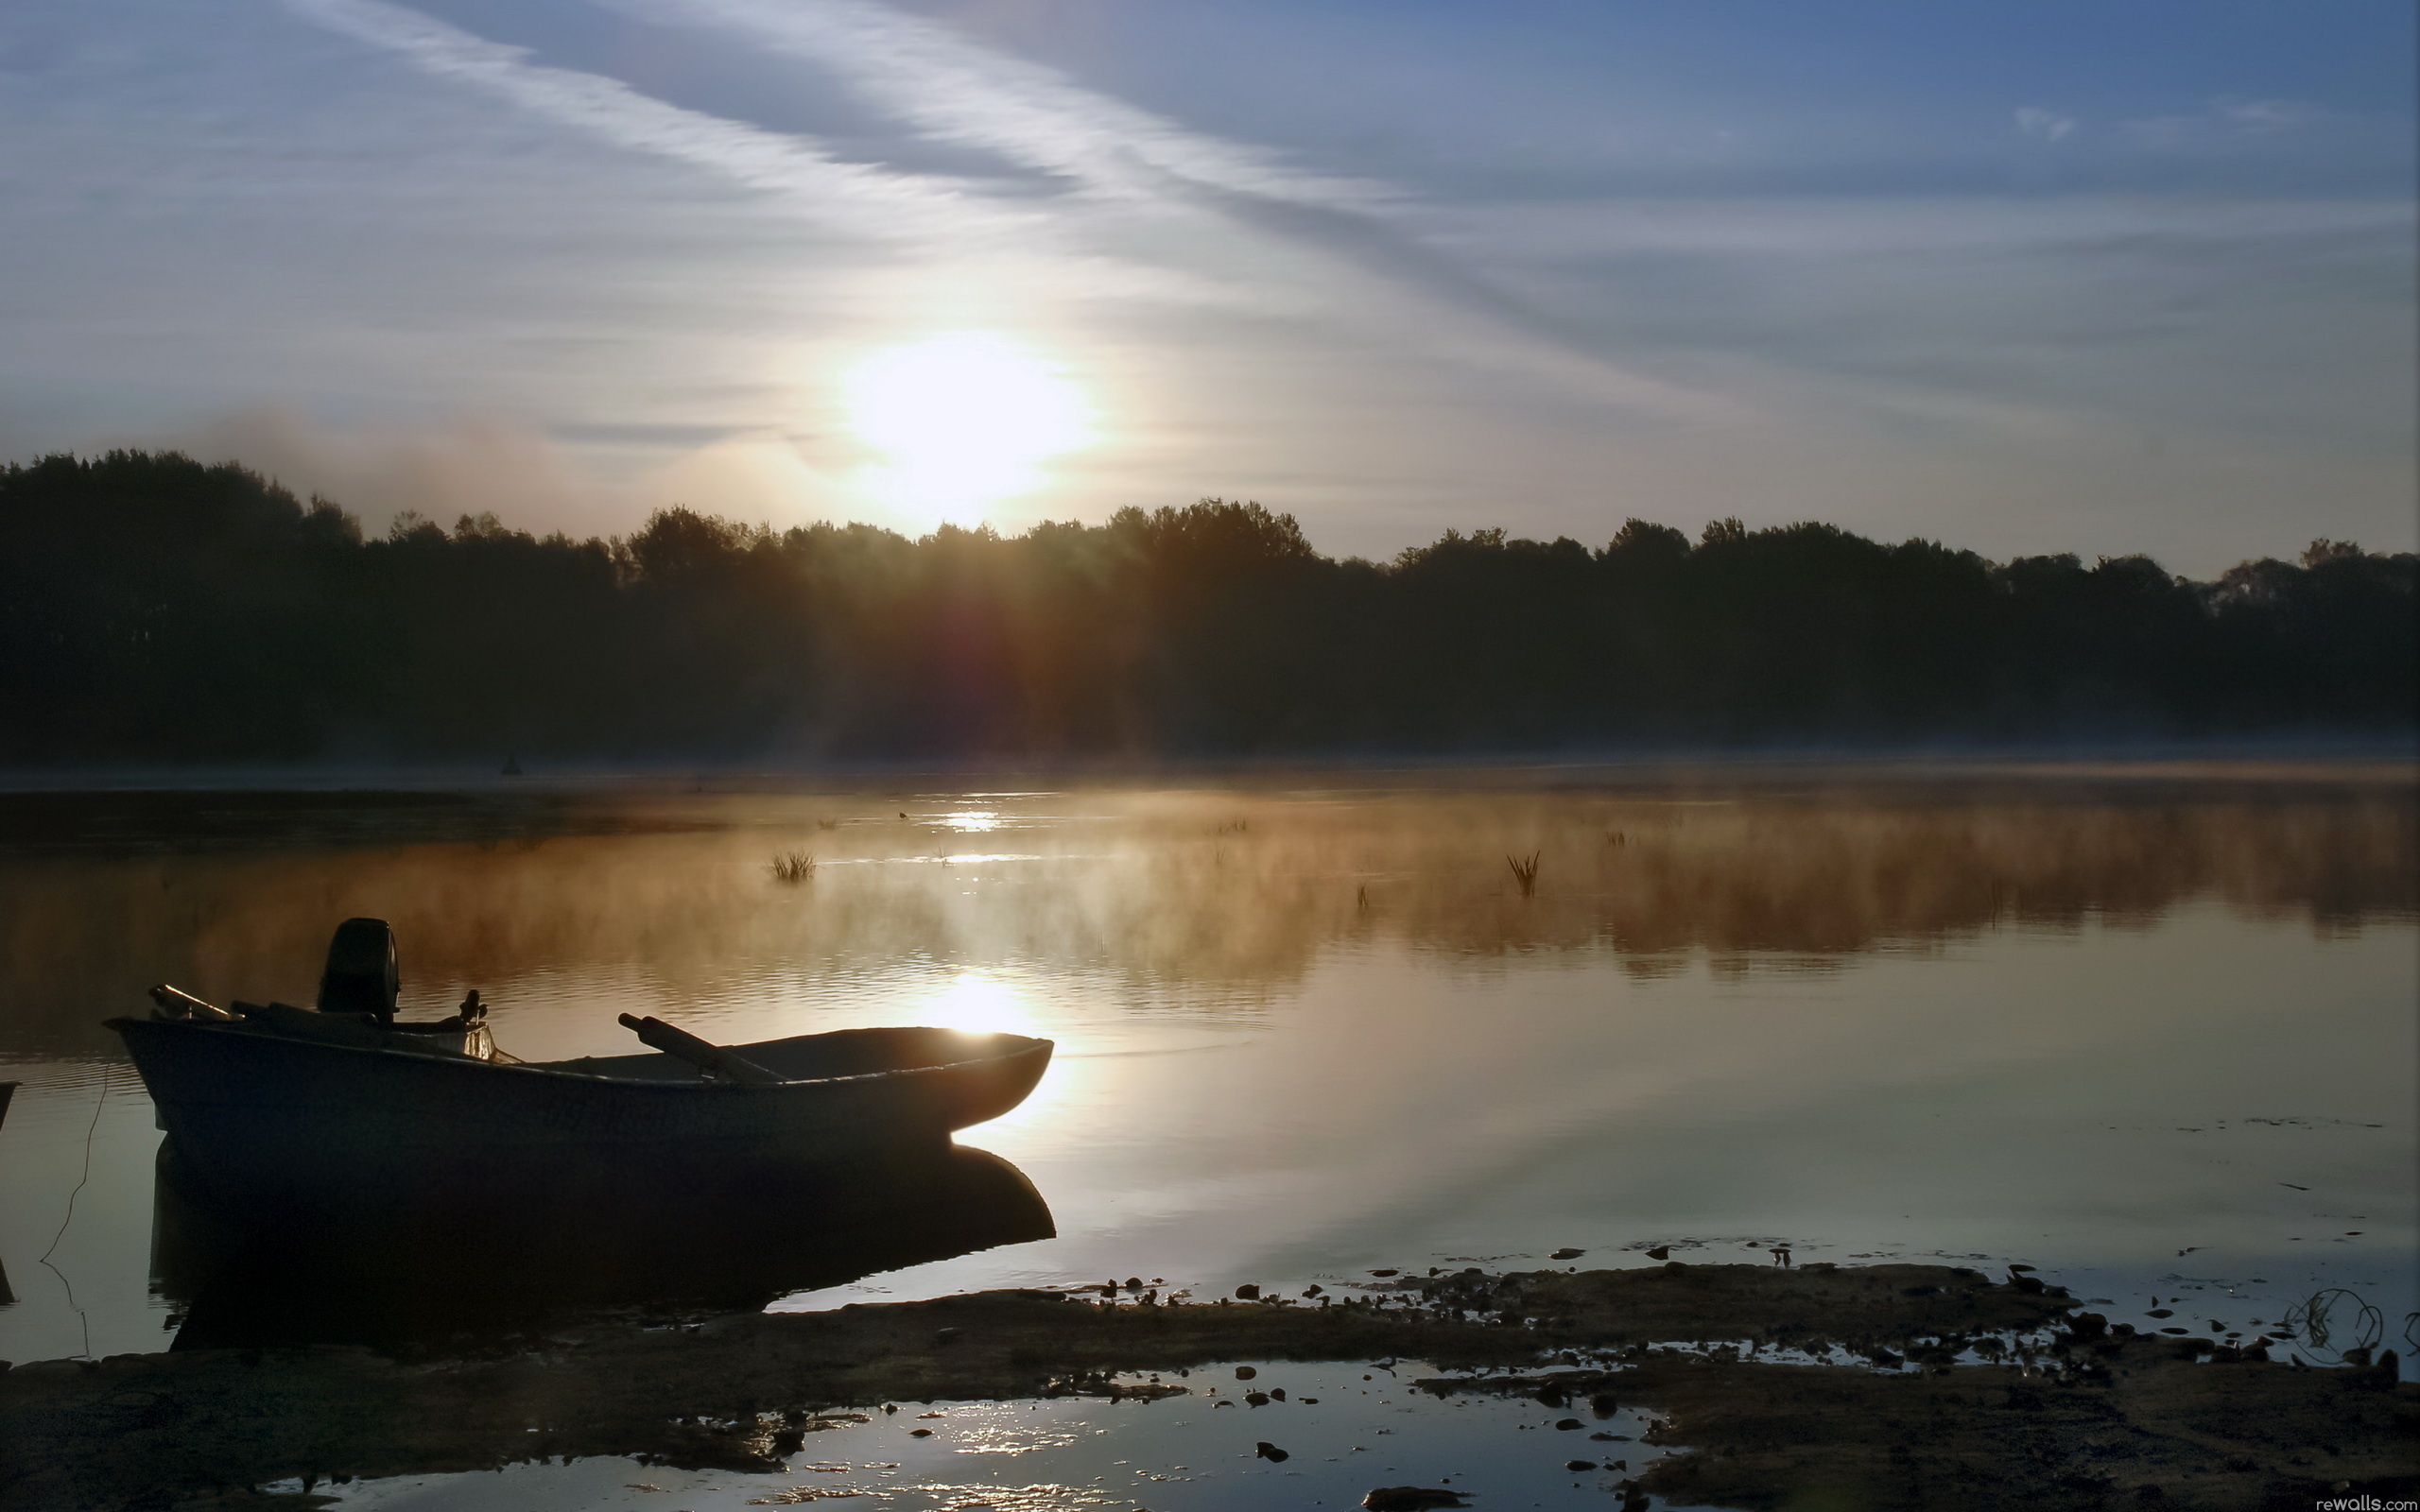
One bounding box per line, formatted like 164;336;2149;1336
3;450;2411;764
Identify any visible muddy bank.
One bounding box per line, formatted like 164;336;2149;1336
2;1263;2410;1511
1424;1341;2413;1511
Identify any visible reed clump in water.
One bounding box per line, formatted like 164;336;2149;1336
769;851;817;884
1508;851;1541;898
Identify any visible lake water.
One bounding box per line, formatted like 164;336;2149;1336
3;763;2413;1506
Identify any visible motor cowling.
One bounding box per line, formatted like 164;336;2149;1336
318;918;400;1021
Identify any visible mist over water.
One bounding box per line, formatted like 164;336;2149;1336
1;765;2412;1504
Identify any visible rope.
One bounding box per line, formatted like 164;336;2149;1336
38;1073;108;1358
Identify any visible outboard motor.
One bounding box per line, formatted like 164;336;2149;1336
318;918;401;1022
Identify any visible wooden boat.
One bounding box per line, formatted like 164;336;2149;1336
110;919;1053;1204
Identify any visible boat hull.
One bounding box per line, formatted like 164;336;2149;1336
110;1017;1052;1204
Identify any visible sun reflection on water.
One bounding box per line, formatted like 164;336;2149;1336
920;971;1038;1037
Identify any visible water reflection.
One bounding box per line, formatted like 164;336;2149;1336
149;1140;1052;1352
0;776;2410;1058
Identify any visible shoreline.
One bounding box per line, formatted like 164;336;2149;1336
5;1262;2411;1511
0;744;2414;799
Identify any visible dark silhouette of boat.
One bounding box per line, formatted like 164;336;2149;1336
109;919;1053;1206
150;1139;1055;1351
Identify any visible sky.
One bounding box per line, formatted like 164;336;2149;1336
1;0;2412;572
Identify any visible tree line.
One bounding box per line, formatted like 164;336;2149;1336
2;450;2411;764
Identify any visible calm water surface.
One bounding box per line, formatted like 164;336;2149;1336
2;764;2413;1505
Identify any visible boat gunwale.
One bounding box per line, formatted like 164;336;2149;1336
102;1016;1053;1095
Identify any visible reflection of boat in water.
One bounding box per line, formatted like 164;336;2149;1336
108;919;1053;1205
151;1139;1055;1351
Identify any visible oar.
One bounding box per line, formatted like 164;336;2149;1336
148;985;240;1022
615;1013;784;1086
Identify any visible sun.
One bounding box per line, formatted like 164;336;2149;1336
841;332;1095;527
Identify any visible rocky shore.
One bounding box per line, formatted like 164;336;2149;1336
4;1262;2411;1511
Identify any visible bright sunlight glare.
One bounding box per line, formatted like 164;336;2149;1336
841;332;1095;528
920;972;1039;1038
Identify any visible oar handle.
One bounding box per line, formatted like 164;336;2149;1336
149;984;240;1022
615;1013;783;1086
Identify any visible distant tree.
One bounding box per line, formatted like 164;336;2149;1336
1;452;2410;764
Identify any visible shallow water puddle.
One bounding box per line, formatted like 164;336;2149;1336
309;1362;1695;1512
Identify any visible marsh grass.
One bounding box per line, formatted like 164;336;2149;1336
769;850;817;884
1508;850;1541;898
2281;1287;2385;1364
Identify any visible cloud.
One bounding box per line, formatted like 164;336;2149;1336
2014;107;2076;142
281;0;1007;243
283;0;1722;424
2216;98;2312;134
600;0;1383;208
604;0;1724;419
2119;97;2321;150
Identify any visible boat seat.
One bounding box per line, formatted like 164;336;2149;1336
235;1001;481;1059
